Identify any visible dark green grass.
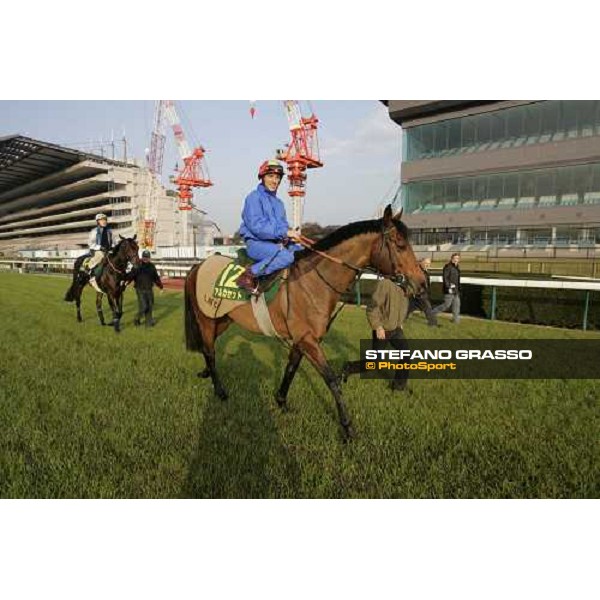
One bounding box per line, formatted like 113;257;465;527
0;271;598;498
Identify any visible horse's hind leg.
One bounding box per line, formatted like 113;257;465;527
297;337;354;441
96;293;106;325
197;313;229;400
197;319;230;378
276;345;303;411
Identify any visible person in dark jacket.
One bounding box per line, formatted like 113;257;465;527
235;159;302;294
407;257;438;327
126;250;164;327
341;276;411;393
432;253;461;324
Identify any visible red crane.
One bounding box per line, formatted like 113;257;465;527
276;101;323;230
141;101;213;249
163;100;213;211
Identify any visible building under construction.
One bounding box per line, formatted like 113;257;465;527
0;135;213;257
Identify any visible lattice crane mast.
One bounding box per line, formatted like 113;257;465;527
163;100;213;211
276;100;323;231
141;101;213;249
140;101;168;249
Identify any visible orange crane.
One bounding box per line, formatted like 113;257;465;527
141;101;213;249
276;101;323;231
250;100;324;231
163;100;213;211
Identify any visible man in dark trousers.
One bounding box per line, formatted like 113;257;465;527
407;257;438;327
432;253;461;324
341;276;411;393
127;250;164;327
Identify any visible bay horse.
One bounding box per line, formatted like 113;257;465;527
184;205;426;440
64;235;140;332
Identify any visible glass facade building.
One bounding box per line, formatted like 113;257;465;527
404;101;600;161
384;100;600;248
404;162;600;214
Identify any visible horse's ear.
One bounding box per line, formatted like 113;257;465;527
132;234;137;241
119;234;125;240
383;204;393;226
393;207;403;221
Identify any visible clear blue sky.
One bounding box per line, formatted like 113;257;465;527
0;100;402;234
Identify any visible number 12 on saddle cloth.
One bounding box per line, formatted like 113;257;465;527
211;261;285;302
213;263;248;301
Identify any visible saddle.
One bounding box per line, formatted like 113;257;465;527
213;249;282;301
196;252;286;320
80;253;105;279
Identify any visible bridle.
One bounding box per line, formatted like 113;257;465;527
298;223;408;291
106;241;138;276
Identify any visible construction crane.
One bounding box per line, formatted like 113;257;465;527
140;102;167;249
276;100;323;231
141;100;213;249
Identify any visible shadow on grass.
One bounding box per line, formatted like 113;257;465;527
145;293;182;323
182;339;302;498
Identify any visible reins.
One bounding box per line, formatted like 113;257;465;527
106;254;126;275
295;227;408;289
105;243;137;277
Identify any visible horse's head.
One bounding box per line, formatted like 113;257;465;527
117;234;140;266
370;204;426;296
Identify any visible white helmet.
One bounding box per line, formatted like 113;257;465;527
95;213;108;221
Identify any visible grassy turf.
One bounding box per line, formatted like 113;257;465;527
0;271;598;498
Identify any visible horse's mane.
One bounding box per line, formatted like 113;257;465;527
295;217;409;261
109;239;124;256
109;237;136;256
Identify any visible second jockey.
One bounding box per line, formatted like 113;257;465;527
87;213;114;293
235;159;302;294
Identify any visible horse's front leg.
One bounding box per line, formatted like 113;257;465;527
297;337;354;440
75;287;83;322
276;345;303;411
96;292;106;325
106;293;121;333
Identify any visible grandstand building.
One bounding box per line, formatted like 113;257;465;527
0;135;209;256
385;101;600;249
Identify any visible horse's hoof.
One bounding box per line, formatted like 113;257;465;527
216;388;228;401
197;369;210;379
276;396;289;412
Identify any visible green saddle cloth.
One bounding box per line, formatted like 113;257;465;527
80;256;103;278
212;250;283;302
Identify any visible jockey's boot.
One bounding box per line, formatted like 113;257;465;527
235;267;259;295
89;276;103;294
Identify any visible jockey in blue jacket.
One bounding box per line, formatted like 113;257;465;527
236;159;302;294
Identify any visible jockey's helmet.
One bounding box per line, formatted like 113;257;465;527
258;159;284;180
141;250;151;259
95;213;108;222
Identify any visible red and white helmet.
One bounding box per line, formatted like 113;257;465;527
258;159;284;180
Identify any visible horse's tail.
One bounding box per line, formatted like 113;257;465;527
64;258;83;302
64;281;77;302
184;264;204;352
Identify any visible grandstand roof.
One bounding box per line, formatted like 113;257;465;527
0;135;132;196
